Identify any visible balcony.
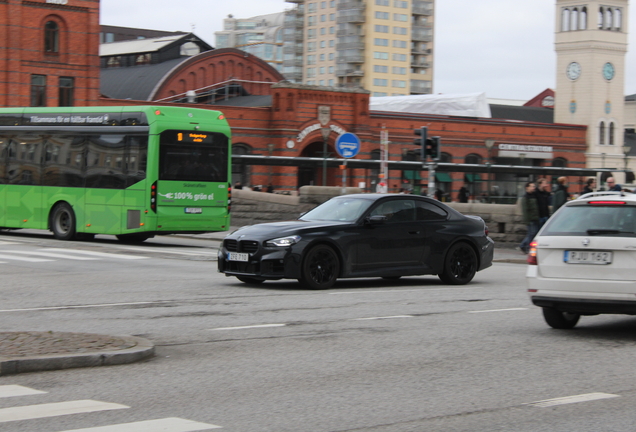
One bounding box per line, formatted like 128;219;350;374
285;0;305;4
411;61;431;69
411;48;432;55
283;44;304;55
410;80;432;94
337;1;365;10
337;10;366;23
283;59;304;68
336;54;365;64
412;1;433;15
337;29;364;37
411;30;433;42
283;31;304;42
335;68;364;78
336;40;365;50
283;71;303;81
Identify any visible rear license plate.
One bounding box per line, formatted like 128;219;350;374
185;208;202;214
564;250;613;265
228;252;249;262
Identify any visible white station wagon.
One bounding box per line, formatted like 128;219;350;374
527;191;636;329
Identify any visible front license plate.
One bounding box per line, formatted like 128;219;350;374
228;252;249;262
564;250;613;265
185;208;202;214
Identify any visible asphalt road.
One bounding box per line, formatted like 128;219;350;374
2;230;636;431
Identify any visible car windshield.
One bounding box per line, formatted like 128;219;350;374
300;197;374;222
541;204;636;237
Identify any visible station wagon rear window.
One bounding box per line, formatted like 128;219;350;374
541;204;636;237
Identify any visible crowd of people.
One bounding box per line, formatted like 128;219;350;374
518;176;622;253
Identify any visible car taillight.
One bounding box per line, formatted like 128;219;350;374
228;184;232;214
527;240;538;265
589;201;626;205
150;181;157;213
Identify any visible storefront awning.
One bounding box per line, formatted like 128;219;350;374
465;173;481;182
435;172;453;183
403;171;421;180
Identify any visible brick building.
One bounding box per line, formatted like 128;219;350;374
1;0;590;201
0;0;101;107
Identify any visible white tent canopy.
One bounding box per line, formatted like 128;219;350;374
369;92;492;118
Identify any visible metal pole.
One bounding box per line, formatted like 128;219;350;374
428;162;436;198
341;159;347;194
321;127;331;186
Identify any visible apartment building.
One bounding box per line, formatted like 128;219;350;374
215;13;286;74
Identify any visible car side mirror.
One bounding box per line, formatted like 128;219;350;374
365;215;387;225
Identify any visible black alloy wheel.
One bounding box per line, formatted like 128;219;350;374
50;202;76;240
542;307;580;329
439;242;477;285
300;244;340;290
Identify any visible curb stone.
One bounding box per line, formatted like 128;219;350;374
0;332;155;376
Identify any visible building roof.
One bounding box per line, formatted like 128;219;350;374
99;33;212;56
489;104;554;123
100;58;187;100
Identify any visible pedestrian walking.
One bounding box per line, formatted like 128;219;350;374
536;178;551;227
552;176;570;212
458;183;469;203
581;177;596;195
519;182;540;254
606;177;622;191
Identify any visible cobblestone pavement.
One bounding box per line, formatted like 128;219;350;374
0;331;138;358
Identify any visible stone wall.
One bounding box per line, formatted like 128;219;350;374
231;187;525;245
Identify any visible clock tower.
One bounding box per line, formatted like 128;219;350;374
554;0;628;170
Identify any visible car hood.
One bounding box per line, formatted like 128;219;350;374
224;219;352;240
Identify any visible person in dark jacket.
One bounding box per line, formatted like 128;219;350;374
536;178;551;227
519;182;540;254
606;177;622;191
552;176;570;212
581;177;596;195
458;183;469;203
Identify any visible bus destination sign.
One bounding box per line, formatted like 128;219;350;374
177;132;213;144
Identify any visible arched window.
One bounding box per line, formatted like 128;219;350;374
439;152;452;163
562;8;570;31
605;8;613;29
570;8;578;30
598;7;604;29
552;157;568;168
44;21;59;53
465;153;483;165
614;8;622;30
580;7;587;29
599;121;606;145
609;122;615;145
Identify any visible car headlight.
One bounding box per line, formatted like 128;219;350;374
265;235;301;247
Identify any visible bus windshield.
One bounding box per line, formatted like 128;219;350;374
159;130;228;182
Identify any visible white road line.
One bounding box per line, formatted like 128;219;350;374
0;400;128;423
4;251;98;260
210;324;286;331
58;417;222;431
0;385;47;399
469;308;529;314
351;315;414;321
0;253;52;263
0;300;172;313
526;392;620;408
118;246;217;256
0;241;19;245
39;248;148;260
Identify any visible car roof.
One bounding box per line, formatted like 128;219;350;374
568;191;636;205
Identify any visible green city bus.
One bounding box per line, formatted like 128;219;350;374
0;106;231;242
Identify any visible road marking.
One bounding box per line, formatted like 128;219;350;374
0;400;128;423
526;392;620;408
351;315;414;321
0;253;52;262
469;308;529;313
39;248;148;260
210;324;286;331
118;246;217;256
58;417;221;431
0;241;20;245
0;300;174;313
0;385;47;399
4;250;98;260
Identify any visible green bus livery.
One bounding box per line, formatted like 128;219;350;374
0;106;231;242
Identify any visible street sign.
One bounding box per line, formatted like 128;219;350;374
335;132;361;158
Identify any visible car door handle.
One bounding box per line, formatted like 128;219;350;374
409;231;421;235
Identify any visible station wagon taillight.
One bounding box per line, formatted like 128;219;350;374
527;240;538;265
588;201;626;205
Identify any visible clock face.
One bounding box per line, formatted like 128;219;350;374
566;62;581;80
603;62;615;81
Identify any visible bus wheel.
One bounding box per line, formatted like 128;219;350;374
116;233;152;243
51;203;76;240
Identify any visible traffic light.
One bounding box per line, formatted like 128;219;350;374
413;126;427;157
425;136;441;161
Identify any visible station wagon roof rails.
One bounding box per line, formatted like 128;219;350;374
578;191;628;199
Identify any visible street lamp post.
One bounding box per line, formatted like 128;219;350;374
321;127;331;186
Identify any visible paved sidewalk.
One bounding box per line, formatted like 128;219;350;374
0;331;154;376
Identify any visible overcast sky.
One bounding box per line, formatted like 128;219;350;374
100;0;636;101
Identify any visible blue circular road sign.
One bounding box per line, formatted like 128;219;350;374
335;132;361;158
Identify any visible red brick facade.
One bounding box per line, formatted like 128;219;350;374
0;0;100;107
